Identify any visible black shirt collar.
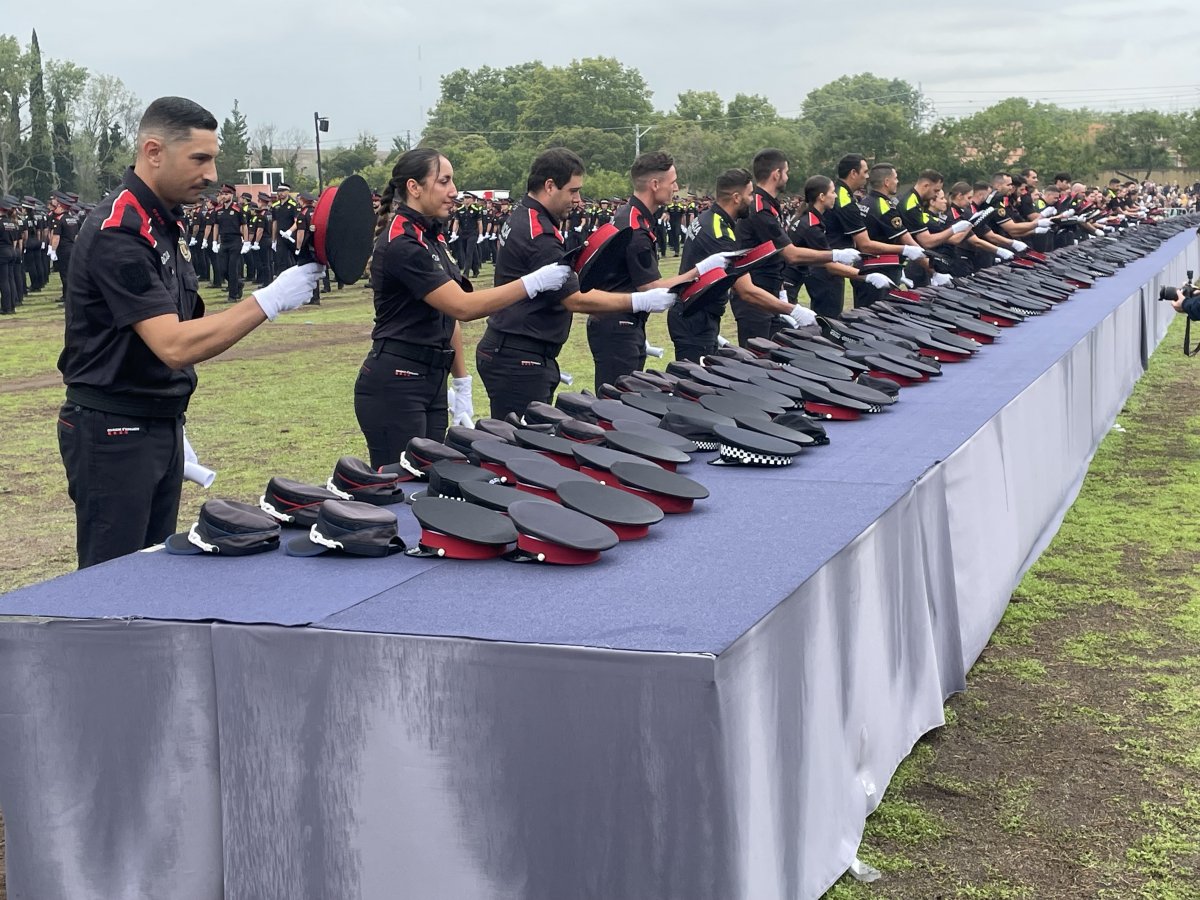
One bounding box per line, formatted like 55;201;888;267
523;194;555;221
121;167;182;235
629;194;656;225
395;202;438;234
713;203;736;231
753;186;780;213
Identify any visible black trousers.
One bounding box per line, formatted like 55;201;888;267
24;248;45;291
851;275;882;308
587;312;646;393
458;235;481;276
0;253;18;313
805;272;846;319
729;296;780;347
57;402;184;569
274;238;295;276
668;220;682;254
218;242;242;299
476;339;562;420
56;251;71;298
667;303;722;362
191;241;208;280
257;244;273;286
353;348;452;469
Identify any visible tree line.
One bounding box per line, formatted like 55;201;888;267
2;34;1197;202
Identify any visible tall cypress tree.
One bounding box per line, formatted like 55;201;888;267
26;30;53;197
50;81;74;192
217;100;250;184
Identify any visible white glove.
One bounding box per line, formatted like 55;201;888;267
182;429;216;488
901;244;925;261
449;233;459;243
573;225;583;232
241;241;251;255
695;251;736;276
644;341;665;358
950;220;972;234
1010;240;1028;253
787;304;817;326
995;247;1015;261
520;263;571;297
189;237;198;246
489;233;497;241
1040;206;1058;218
251;242;260;251
212;241;221;253
294;248;301;256
930;273;952;287
864;272;894;289
631;288;675;313
253;263;324;320
48;247;57;262
1035;222;1051;234
201;239;209;250
899;275;914;288
450;375;474;427
271;240;277;251
281;230;295;244
831;248;862;265
476;234;485;244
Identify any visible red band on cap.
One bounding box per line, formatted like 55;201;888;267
804;401;861;421
419;528;508;559
956;328;994;344
544;452;580;469
980;314;1015;327
595;420;615;430
516;534;601;565
608;522;651;541
918;347;969;363
868;370;918;387
578;466;611;483
862;254;901;267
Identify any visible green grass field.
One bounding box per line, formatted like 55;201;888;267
1;261;1199;898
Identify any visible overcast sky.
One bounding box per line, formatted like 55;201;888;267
7;0;1198;149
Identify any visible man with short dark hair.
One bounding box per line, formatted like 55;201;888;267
271;183;298;275
479;147;675;415
211;182;248;302
586;151;722;390
732;148;862;341
57;96;322;568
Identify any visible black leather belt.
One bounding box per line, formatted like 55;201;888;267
481;328;562;360
370;339;456;368
66;385;190;418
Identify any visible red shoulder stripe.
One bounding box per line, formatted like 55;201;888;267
101;190;155;248
388;214;426;248
808;212;821;227
529;207;542;239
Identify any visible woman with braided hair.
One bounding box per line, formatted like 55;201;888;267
354;148;569;468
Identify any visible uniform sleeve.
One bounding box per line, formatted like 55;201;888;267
380;231;453;300
624;228;661;288
899;200;928;236
90;228;182;330
870;207;908;242
792;224;830;251
992;204;1012;226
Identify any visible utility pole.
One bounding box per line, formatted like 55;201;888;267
314;112;329;191
634;123;653;160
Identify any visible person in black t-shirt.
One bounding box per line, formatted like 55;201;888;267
0;200;22;315
57;96;323;568
585;151;729;391
211;183;247;301
50;194;83;301
356;149;571;467
732;149;863;343
478;148;675;418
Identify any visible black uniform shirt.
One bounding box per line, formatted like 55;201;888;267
488;195;581;346
256;208;272;240
680;203;738;312
213;203;245;240
863;191;907;244
457;204;482;235
787;209;832;283
898;189;929;237
369;203;461;346
58;167;204;407
735;187;788;295
823;179;866;249
0;216;20;256
983;191;1013;228
589;196;660;294
272;197;298;232
54;209;82;250
23;212;39;246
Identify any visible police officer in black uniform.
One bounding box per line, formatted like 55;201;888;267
20;198;43;294
271;183;299;274
56;96;322;568
733;149;862;343
293;191;323;305
0;197;21;314
478;148;674;418
253;191;273;286
50;193;82;301
212;183;247;301
355;148;571;467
